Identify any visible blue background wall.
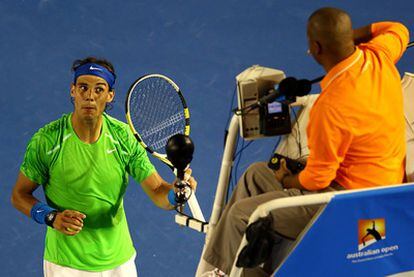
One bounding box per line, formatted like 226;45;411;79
0;1;412;276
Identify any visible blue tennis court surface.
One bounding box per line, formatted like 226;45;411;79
0;1;412;276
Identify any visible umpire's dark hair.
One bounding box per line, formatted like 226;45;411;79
70;56;115;111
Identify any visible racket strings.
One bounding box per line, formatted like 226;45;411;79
129;77;186;153
141;112;184;138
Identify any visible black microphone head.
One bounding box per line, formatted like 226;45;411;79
296;79;312;96
278;77;299;102
166;134;194;172
278;77;298;96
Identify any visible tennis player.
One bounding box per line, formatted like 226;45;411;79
11;56;196;276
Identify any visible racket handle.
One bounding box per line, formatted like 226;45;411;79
188;193;206;222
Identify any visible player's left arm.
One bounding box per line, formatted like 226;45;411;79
140;171;197;210
141;172;174;210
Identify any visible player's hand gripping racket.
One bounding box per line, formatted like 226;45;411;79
125;74;205;221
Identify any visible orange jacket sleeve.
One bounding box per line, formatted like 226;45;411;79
299;103;353;191
369;22;409;64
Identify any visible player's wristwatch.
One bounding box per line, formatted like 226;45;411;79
45;211;58;228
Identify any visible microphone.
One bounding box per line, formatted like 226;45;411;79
166;134;195;208
166;134;194;180
278;77;312;101
233;76;313;115
251;76;300;108
278;77;298;102
278;77;298;96
257;88;280;106
233;88;280;115
296;79;312;96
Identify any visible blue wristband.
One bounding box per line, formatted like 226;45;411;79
168;189;177;206
30;202;56;224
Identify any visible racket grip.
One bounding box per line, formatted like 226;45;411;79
188;193;206;222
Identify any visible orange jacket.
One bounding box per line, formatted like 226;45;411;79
299;22;409;190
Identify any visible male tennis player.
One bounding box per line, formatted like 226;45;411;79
199;7;409;277
11;56;196;276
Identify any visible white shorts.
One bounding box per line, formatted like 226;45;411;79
43;253;137;277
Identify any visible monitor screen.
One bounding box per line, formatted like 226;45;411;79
267;101;282;114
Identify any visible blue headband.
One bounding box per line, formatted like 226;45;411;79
74;63;116;89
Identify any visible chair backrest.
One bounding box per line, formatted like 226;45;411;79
275;183;414;276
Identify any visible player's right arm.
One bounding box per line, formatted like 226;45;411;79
11;172;85;236
11;171;40;217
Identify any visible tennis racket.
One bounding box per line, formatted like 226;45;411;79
126;74;190;168
125;74;205;221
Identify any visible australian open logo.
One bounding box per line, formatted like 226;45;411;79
358;218;386;251
346;218;399;263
